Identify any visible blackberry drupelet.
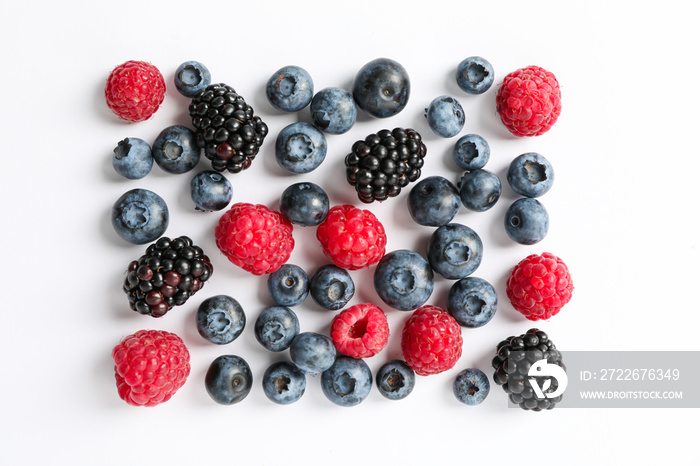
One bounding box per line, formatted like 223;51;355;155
123;236;213;317
189;83;269;174
491;328;566;411
345;127;427;203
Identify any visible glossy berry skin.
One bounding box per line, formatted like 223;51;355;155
506;253;573;320
507;152;554;198
266;65;314;112
152;125;201;174
262;361;307;405
205;355;253;405
459;169;502;212
309;264;355;311
111;188;169;245
453;368;490;405
352;58;410;118
427;223;483;279
190;170;232;211
425;96;465;138
407;176;460;227
374;250;434;311
105;60;165;122
316;205;387;270
289;332;336;375
112;330;190;407
453;133;490;171
310;87;357;134
254;306;300;352
447;277;497;328
174;61;211;97
113;137;153;179
496;65;562;137
275;122;327;174
267;264;309;307
504;198;549;245
401;305;463;376
279;182;329;227
456;56;494;95
375;360;415;400
330;303;390;359
196;295;246;344
321;356;373;407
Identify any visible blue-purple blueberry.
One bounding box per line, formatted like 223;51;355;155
309;265;355;311
275;122;327;174
190;170;232;211
504;198;549;245
427;223;483;279
205;355;253;405
453;368;490;406
352;58;410;118
407;176;460;227
376;360;415;400
112;137;153;179
262;361;307;405
289;332;336;375
459;169;502;212
453;134;490;171
425;95;464;138
174;61;211;97
507;152;554;198
310;87;357;134
266;65;314;112
447;277;497;328
456;57;494;95
373;250;433;311
111;188;169;244
279;182;329;226
254;306;300;352
321;356;372;407
196;295;246;344
267;264;309;307
152;125;200;174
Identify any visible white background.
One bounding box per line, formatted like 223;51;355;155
2;1;698;464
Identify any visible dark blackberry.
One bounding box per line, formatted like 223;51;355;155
491;328;566;411
345;127;427;203
122;236;213;317
189;83;268;174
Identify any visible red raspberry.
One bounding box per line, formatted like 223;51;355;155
330;303;390;359
496;65;561;137
401;305;463;376
105;60;166;122
506;252;573;320
215;203;294;275
316;205;387;270
112;329;190;407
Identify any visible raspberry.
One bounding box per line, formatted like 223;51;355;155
316;204;387;270
215;203;294;275
506;252;573;320
496;65;561;137
105;61;166;122
112;329;190;407
330;303;390;359
401;305;463;376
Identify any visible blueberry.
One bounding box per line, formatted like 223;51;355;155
453;368;490;406
352;57;410;118
262;361;307;405
504;198;549;245
375;360;416;400
289;332;336;375
321;356;372;407
453;134;490;171
373;250;433;311
279;182;329;226
447;277;497;328
310;87;357;134
427;223;483;279
205;355;253;405
425;96;465;138
455;56;494;95
275;122;327;174
174;61;211;97
407;176;460;227
267;264;309;307
254;306;300;352
190;170;232;211
152;125;200;174
266;65;314;112
459;169;502;212
196;295;246;344
112;137;153;179
309;265;355;310
111;188;169;245
507;152;554;198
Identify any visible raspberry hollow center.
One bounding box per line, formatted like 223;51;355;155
349;318;368;339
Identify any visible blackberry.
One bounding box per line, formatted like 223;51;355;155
189;83;268;174
491;328;566;411
345;127;427;203
122;236;213;317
